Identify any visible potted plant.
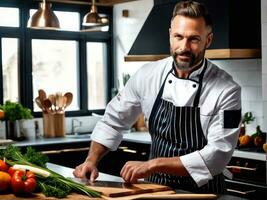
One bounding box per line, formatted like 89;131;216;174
0;101;33;140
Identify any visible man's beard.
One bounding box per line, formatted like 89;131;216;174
171;49;204;71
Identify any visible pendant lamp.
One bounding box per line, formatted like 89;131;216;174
27;0;60;30
82;0;109;27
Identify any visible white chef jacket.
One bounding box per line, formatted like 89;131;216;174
91;56;241;187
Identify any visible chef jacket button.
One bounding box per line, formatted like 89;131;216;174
192;84;196;88
168;80;172;84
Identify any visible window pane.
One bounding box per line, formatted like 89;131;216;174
87;42;107;110
1;38;19;102
30;9;80;31
32;39;79;111
0;7;19;27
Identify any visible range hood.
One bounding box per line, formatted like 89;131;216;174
125;0;261;61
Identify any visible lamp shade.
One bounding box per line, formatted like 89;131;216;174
82;4;109;27
27;2;60;30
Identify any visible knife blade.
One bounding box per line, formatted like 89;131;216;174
69;177;142;189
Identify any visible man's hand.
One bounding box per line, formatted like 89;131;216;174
73;160;99;182
73;141;109;182
120;161;153;183
120;157;189;183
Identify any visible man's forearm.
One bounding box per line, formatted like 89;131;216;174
85;141;109;166
149;157;189;176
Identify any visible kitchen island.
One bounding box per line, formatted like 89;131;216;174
0;132;265;199
0;163;247;200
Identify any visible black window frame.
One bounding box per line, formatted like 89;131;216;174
0;0;114;117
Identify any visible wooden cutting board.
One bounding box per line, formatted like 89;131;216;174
0;191;217;200
86;182;171;197
102;191;217;200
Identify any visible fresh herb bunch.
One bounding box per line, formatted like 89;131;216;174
38;177;72;198
0;145;101;198
0;101;33;122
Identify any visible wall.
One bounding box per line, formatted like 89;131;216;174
113;0;266;132
212;59;262;133
113;0;153;89
262;0;267;132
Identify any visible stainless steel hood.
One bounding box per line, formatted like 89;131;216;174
125;0;261;61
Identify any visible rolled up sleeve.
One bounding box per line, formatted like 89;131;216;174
91;121;123;151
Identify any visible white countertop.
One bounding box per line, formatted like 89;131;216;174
47;162;123;182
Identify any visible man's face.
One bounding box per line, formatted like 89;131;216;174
169;15;213;71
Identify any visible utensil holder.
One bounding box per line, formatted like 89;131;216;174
43;113;65;138
54;113;65;137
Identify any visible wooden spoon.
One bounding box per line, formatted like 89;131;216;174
63;92;73;110
35;97;45;112
48;94;56;112
38;89;47;107
43;98;52;113
55;92;64;112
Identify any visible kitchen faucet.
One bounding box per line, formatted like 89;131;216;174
71;118;82;135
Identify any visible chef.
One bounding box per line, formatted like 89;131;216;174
74;0;241;194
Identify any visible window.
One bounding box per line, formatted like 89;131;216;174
1;38;19;102
32;39;79;111
0;2;113;116
87;42;107;109
0;7;19;27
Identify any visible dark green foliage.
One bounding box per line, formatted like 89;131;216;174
38;177;72;198
24;147;49;168
0;101;33;122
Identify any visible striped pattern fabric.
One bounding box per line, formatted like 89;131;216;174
147;62;225;194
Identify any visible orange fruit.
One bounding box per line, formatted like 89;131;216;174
263;143;267;153
0;160;9;172
0;171;11;192
239;135;252;147
0;109;4;120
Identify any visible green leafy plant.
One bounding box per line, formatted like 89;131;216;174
0;101;33;122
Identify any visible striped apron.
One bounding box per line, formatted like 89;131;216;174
147;61;225;194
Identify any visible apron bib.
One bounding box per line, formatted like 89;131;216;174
148;61;225;194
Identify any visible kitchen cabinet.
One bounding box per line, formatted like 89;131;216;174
98;140;150;176
225;156;267;199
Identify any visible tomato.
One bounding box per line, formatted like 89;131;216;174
0;159;9;172
11;170;36;193
8;167;16;177
0;171;11;192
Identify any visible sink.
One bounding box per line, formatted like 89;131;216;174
65;133;91;139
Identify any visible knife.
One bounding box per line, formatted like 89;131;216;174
69;177;142;189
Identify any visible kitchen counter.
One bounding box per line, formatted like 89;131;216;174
1;131;266;161
0;162;248;200
0;163;119;200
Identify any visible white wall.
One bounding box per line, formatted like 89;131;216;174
113;0;266;132
261;0;267;132
113;0;153;89
212;59;262;133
